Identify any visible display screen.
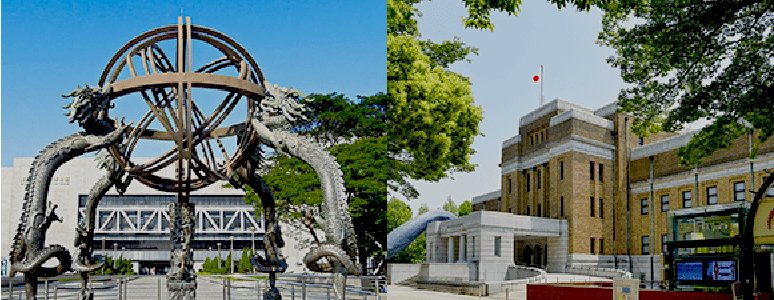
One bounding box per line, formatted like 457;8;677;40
706;260;736;281
676;261;703;281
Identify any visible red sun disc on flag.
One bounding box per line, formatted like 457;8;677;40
533;75;540;82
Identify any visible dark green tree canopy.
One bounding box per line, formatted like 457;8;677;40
585;0;773;165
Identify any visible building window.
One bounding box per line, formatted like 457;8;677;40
682;191;692;208
662;234;668;254
530;136;534;145
707;186;718;205
642;236;650;255
590;161;595;181
526;174;531;192
508;178;512;194
590;238;595;254
598;164;603;182
537;170;542;189
540;131;544;142
527;206;531;216
590;197;595;217
471;237;475;258
638;136;644;146
661;195;669;212
641;198;649;215
560;161;565;180
734;182;746;201
538;204;542;217
600;238;605;255
494;237;501;257
561;197;564;217
599;199;604;219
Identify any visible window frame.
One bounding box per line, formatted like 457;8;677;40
707;186;718;205
537;169;542;189
599;199;604;219
599;238;605;255
494;236;501;257
734;182;746;201
560;161;564;180
641;198;649;215
661;195;669;212
560;196;565;217
598;164;603;182
682;191;692;208
642;236;650;255
662;234;668;254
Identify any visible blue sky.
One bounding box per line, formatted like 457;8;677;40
397;0;629;215
1;0;386;167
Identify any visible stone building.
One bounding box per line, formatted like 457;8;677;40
427;98;774;282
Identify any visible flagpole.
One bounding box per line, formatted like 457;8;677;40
540;64;544;106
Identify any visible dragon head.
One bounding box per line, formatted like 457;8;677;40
62;85;114;134
259;80;309;127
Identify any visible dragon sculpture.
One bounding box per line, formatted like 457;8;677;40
247;82;360;275
8;86;129;300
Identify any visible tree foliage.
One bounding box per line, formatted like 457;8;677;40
561;0;773;165
387;196;413;233
386;197;427;264
459;200;473;216
442;197;459;216
91;256;135;276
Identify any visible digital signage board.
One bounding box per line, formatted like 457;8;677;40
676;261;703;281
675;260;737;282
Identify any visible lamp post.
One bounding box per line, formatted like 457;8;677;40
217;243;222;269
230;236;234;274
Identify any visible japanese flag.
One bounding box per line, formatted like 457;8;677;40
532;71;541;85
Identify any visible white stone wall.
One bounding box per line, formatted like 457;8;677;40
386;263;422;284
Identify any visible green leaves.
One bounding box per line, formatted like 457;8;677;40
591;0;773;165
462;0;521;31
388;34;483;181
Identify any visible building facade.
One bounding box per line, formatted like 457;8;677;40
428;98;774;283
1;157;314;275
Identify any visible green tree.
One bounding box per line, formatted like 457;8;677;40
442;197;459;216
386;198;428;264
459;200;473;216
239;248;254;273
418;203;430;215
91;256;135;276
551;0;773;166
387;196;413;233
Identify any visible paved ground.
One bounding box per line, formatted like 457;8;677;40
4;274;610;299
384;274;612;300
3;275;374;300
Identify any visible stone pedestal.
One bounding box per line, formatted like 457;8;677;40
167;203;196;300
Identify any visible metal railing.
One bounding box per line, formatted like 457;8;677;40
2;274;385;300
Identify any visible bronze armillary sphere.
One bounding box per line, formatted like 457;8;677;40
100;16;265;196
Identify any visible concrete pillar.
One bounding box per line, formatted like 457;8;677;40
547;221;569;273
458;235;466;262
448;237;454;263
